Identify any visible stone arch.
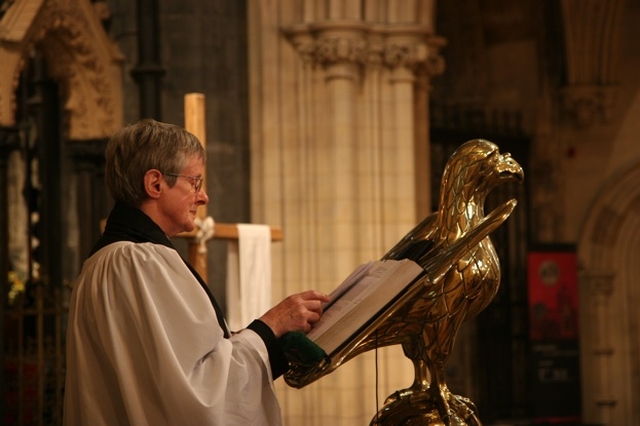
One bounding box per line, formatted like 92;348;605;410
578;162;640;425
0;0;123;138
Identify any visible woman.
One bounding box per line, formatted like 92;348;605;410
64;119;329;425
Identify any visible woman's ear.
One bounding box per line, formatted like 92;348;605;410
144;169;164;199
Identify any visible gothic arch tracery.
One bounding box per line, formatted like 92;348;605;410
0;0;123;139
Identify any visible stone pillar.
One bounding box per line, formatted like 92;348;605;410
582;270;617;425
314;23;367;274
382;31;432;244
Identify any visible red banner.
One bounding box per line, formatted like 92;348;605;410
528;250;579;341
527;249;581;424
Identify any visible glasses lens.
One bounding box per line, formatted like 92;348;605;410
165;173;202;192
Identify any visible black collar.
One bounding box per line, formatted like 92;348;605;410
91;202;173;255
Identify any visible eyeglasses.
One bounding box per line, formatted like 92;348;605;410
164;173;204;193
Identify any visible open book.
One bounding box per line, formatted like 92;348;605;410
305;259;425;355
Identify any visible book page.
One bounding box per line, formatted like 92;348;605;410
322;260;376;310
307;259;423;347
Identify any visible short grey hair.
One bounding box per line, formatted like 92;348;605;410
105;118;206;206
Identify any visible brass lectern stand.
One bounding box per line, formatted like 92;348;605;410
285;140;524;426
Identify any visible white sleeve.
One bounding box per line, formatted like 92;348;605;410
64;242;283;426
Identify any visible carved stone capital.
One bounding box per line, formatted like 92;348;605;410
285;27;316;64
285;21;368;69
283;21;446;78
314;35;368;67
560;84;618;128
383;41;422;69
384;35;445;77
423;36;447;77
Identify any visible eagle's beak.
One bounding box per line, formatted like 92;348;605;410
497;153;524;183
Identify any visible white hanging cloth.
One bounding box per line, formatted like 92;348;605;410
225;224;272;331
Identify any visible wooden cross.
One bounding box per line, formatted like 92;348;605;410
179;93;283;281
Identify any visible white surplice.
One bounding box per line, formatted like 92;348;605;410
64;241;282;426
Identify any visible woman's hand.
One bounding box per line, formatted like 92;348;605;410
259;290;331;338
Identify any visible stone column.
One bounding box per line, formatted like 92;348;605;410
381;29;440;245
313;23;367;275
582;270;617;425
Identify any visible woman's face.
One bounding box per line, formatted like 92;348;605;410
157;156;209;237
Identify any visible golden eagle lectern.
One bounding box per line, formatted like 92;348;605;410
285;139;524;425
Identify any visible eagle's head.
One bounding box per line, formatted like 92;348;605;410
441;139;524;205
